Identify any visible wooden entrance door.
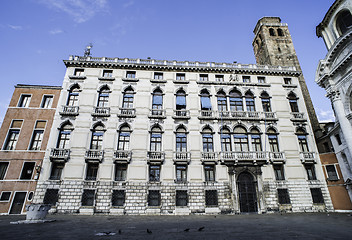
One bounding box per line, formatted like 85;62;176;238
9;192;26;214
237;172;258;213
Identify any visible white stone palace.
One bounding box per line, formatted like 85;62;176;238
33;18;333;215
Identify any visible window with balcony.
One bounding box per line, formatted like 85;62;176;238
97;86;110;108
202;127;214;152
336;10;352;36
150;126;162;152
176;89;186;110
288;92;299;112
154;72;163;80
273;164;285;180
102;69;113;78
115;164;127;181
250;128;262;151
0;162;9;180
148;190;160;206
200;89;212;111
205;190;218;206
199;74;208;81
176;127;187;152
176;165;187;182
126;71;136;79
176;73;185;81
112;190;125;206
257;76;266;83
81;189;95;206
217;91;228;112
118;126;130;151
20;162;35;180
261;92;271;112
66;85;80;107
297;128;309;152
18;94;31;107
49;162;64;180
41;95;53;108
176;190;188;206
267;128;279;152
278;189;290;204
215;75;224;82
229;90;243;111
85;163;99;181
242;76;250;83
152;88;163;114
29;121;46;151
234;126;249;151
220;128;232;152
305;164;317;180
326;165;339;181
245;91;255;112
122;87;134;109
57;122;73;149
204;165;215;182
74;69;84;76
3;120;23;150
149;165;161;182
310;188;324;204
284;78;292;85
90;124;104;150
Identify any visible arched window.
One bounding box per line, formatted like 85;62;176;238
202;127;214;152
250;128;262;152
150;126;162;151
229;90;243;111
297;128;309;152
261;92;271;112
97;86;110;108
277;28;284;36
67;85;80;106
336;10;352;36
217;90;228;112
122;87;134;109
176;127;187;152
269;28;276;36
234;126;248;151
176;89;186;110
90;124;104;150
267;128;279;152
245;91;255;112
57;122;73;149
220;128;232;152
288;92;299;112
200;89;212;110
118;125;131;151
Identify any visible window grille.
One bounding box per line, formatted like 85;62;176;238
176;190;188;206
148;190;160;206
277;189;290;204
112;190;125;206
310;188;324;204
205;190;218;206
43;189;59;205
81;190;95;206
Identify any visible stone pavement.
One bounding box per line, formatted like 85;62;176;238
0;213;352;239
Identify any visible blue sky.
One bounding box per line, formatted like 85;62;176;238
0;0;334;123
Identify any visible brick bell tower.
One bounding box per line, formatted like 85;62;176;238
253;17;321;137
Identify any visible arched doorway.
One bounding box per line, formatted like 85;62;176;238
237;172;258;213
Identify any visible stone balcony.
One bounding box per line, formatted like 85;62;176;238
198;110;215;119
91;107;110;117
122;77;139;82
60;105;79;116
147;151;165;164
201;152;218;163
290;112;306;121
68;75;86;80
118;108;136;118
113;150;132;163
198;110;277;121
149;109;166;119
173;151;191;164
49;148;70;162
269;152;286;164
85;149;104;163
300;152;316;164
172;110;190;119
219;151;269;165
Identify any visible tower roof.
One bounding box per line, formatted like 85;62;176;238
253;17;282;35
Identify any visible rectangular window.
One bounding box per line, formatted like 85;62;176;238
273;164;285;180
242;76;250;83
305;164;317;180
112;190;125;206
20;162;35;180
148;190;160;206
335;134;342;145
154;72;163;80
310;188;324;204
149;165;160;182
0;191;11;201
103;70;113;77
326;165;339;181
257;76;266;83
41;95;53;108
43;189;59;205
86;163;99;181
202;134;214;152
199;74;208;81
74;69;84;76
204;165;215;182
115;164;127;181
18;94;31;107
176;165;187;182
284;78;292;84
81;189;95;206
251;135;262;151
0;162;9;180
176;73;185;81
29;121;46;151
3;120;23;150
277;189;290;204
50;162;64;180
215;75;224;82
205;190;218;206
268;135;279;152
126;71;136;79
176;190;188;206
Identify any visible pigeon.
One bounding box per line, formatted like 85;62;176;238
184;228;190;232
198;227;205;231
147;229;152;234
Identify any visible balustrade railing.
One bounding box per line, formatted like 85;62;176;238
147;151;165;161
300;152;316;163
85;150;104;162
60;105;79;115
118;108;136;117
113;150;132;161
149;109;166;118
174;151;191;161
173;110;190;118
50;148;70;161
291;112;305;120
201;152;217;160
92;107;110;116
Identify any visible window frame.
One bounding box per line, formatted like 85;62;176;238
175;165;187;182
273;164;285;180
204;165;215;182
277;189;291;204
85;163;99;181
81;189;95;206
49;162;65;180
40;95;54;108
148;190;161;206
205;190;218;207
149;165;161;182
0;162;9;180
176;190;188;207
305;164;317;180
310;188;324;204
112;190;125;206
3;120;23;151
17;94;32;108
114;163;127;181
325;165;339;181
0;191;12;202
19;162;35;180
29;120;46;151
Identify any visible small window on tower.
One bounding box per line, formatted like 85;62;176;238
269;28;275;36
277;28;284;36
